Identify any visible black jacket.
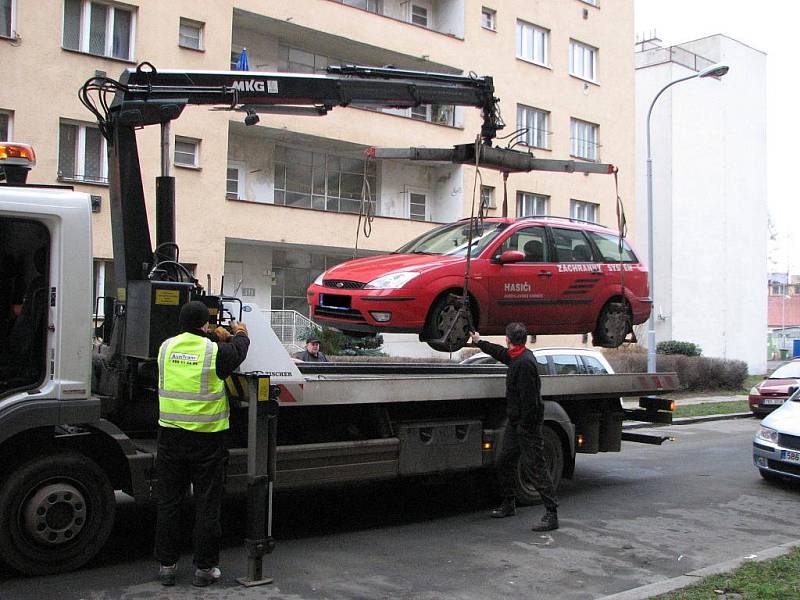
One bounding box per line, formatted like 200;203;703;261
477;340;543;426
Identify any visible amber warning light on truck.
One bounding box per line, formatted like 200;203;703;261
0;142;36;166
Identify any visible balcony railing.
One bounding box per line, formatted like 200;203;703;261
267;309;318;353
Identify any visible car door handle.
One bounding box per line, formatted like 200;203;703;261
538;271;553;277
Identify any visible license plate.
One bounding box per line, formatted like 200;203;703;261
319;293;351;310
781;450;800;463
763;398;785;406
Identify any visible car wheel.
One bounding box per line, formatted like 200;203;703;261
0;451;115;575
513;425;564;505
593;301;631;348
422;293;472;353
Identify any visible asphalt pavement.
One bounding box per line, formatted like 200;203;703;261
2;417;796;600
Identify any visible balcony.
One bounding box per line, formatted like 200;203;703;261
326;0;465;38
226;122;465;228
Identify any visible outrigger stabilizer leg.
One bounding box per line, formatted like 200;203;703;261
237;374;280;587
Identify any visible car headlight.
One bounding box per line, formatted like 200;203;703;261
756;426;779;444
749;386;760;396
313;273;324;286
364;271;420;289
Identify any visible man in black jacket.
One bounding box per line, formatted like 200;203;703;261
469;323;559;531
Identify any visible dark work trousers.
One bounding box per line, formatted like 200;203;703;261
497;421;559;511
154;426;228;569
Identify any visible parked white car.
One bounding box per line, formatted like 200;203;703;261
753;391;800;482
460;347;614;375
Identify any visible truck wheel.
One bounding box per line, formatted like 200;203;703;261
0;451;115;575
592;301;631;348
421;293;471;353
514;426;564;505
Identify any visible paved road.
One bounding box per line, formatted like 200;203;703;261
1;418;798;600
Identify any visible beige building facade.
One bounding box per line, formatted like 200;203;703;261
0;0;635;353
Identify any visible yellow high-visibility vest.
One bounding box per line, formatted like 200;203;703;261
158;332;228;432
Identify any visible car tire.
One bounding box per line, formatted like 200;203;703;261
0;451;115;575
593;300;631;348
421;293;472;353
513;425;564;506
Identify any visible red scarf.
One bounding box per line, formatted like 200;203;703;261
508;345;526;359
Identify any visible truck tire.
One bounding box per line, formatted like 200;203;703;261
0;451;115;575
514;425;564;505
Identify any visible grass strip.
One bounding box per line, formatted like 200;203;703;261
673;400;749;418
654;547;800;599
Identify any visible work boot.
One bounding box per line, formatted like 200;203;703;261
193;566;222;587
158;563;177;586
531;509;559;532
490;497;516;518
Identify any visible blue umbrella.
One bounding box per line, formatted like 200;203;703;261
235;47;249;71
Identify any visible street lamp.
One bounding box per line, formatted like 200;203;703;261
645;62;730;373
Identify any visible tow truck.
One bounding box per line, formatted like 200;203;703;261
0;64;677;577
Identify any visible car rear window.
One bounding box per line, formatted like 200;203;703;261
587;231;638;263
581;355;609;374
550;228;594;263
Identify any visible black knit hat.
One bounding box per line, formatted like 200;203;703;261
179;301;209;331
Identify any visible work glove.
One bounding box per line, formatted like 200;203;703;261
231;321;249;337
214;326;231;342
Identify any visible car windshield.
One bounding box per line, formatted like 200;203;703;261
769;362;800;379
395;221;507;257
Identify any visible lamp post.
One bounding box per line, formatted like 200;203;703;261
645;62;730;373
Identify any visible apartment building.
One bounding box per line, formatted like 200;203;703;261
0;0;635;354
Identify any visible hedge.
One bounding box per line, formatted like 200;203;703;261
607;351;748;391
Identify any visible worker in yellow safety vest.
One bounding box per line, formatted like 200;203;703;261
154;301;250;587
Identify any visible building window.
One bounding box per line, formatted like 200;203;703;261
481;7;496;31
226;161;245;200
174;137;199;168
517;192;548;217
273;146;378;215
63;0;136;61
341;0;382;12
571;199;598;223
178;17;203;50
411;4;428;26
570;39;597;82
581;0;598;5
516;20;548;66
570;118;599;161
58;120;108;184
0;110;11;141
516;104;550;149
409;192;427;221
480;185;495;209
1;0;15;39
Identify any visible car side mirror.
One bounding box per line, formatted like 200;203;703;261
498;250;525;264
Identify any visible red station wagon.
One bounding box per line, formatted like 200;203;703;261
307;217;652;351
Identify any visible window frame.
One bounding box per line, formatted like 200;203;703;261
516;191;549;217
57;119;109;185
480;185;495;209
516;104;550;150
481;6;496;31
410;3;429;27
0;109;12;141
516;19;549;67
178;17;203;51
174;136;200;169
62;0;137;61
226;161;246;200
569;39;597;82
0;0;16;39
570;199;598;223
406;188;429;222
570;118;599;161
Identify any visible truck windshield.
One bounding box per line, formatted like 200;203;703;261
395;221;507;257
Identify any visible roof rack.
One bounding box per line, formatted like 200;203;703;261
516;215;613;229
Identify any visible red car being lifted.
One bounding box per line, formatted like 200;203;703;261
307;217;651;351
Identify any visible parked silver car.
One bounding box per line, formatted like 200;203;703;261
753;391;800;482
460;347;615;375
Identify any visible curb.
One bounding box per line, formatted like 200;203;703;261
596;540;800;600
623;412;753;430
